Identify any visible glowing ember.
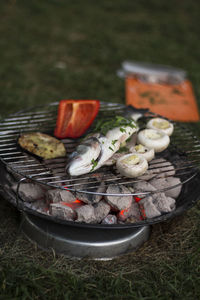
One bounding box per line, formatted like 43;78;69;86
134;196;142;203
61;199;84;210
118;208;129;221
119;208;129;216
139;203;146;220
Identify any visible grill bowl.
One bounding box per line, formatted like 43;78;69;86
0;101;200;228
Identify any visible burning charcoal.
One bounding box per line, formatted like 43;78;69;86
93;200;111;223
46;189;76;203
139;158;175;180
25;199;49;213
133;181;156;198
150;177;182;199
49;202;76;221
152;193;176;213
46;189;61;203
61;199;84;210
118;201;141;222
12;183;46;202
105;184;132;211
140;196;161;218
125;216;140;224
75;178;106;204
101;214;117;224
75;205;96;223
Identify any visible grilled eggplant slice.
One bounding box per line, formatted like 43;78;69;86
18;132;66;159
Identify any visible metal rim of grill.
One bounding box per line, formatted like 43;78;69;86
0;101;200;228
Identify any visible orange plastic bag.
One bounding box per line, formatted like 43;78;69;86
126;77;199;122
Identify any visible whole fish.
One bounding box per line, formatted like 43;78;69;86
66;120;138;176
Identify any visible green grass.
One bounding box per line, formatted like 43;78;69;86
1;0;200;299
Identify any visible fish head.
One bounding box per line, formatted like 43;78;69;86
66;136;101;176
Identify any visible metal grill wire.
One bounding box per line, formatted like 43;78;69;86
0;101;199;199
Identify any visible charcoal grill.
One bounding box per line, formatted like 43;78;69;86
0;101;200;259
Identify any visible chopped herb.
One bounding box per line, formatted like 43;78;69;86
111;139;118;146
91;158;98;171
120;127;126;133
109;146;114;151
117;146;129;153
93;115;136;136
126;137;131;142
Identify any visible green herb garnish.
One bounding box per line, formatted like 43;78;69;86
93;115;136;136
111;139;118;146
120;127;126;133
91;158;98;171
117;146;129;153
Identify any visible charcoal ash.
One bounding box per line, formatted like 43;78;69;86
93;200;111;223
105;184;133;210
1;151;183;225
133;177;177;218
75;204;97;223
12;182;46;202
118;201;141;222
149;177;182;198
101;214;117;224
25;198;49;214
139;193;176;218
152;193;176;213
133;181;156;198
46;189;76;203
75;177;106;204
139;196;162;218
49;202;76;221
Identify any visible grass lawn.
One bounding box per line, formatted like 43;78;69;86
0;0;200;299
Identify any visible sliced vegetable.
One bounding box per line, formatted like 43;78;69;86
54;100;100;138
18;132;66;159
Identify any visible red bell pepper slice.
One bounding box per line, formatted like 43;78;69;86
54;100;100;138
